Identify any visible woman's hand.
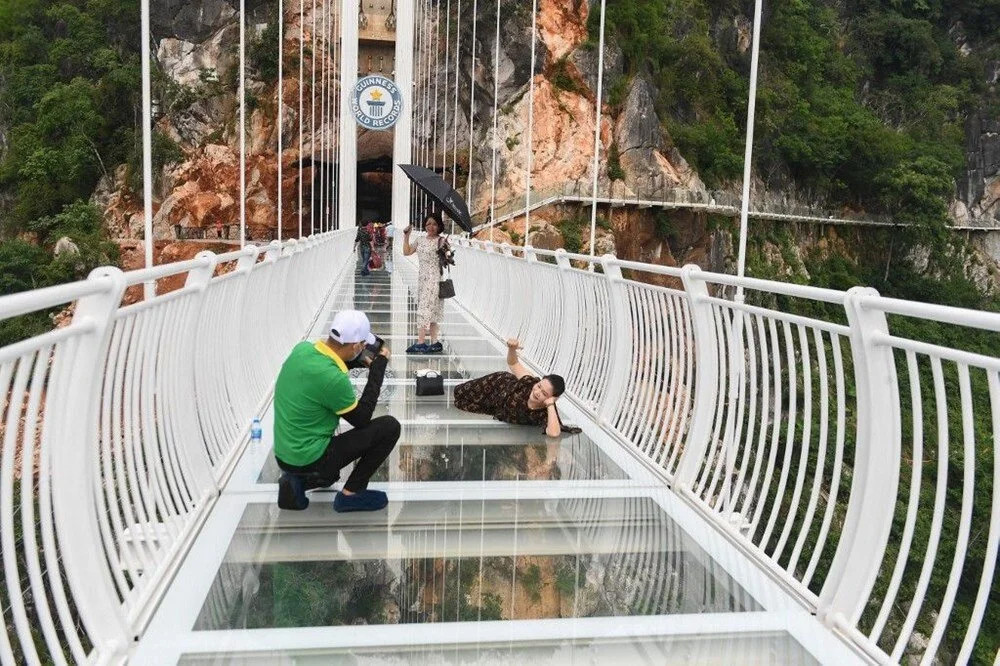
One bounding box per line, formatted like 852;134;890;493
506;338;522;350
403;226;412;235
544;397;558;407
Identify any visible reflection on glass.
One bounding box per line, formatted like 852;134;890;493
179;632;820;665
259;430;625;483
194;498;759;631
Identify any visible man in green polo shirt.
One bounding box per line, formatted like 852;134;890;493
273;309;399;512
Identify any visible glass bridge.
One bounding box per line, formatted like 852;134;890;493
128;259;857;665
1;0;998;661
1;230;997;665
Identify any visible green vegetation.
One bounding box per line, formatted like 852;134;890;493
745;222;999;663
550;56;581;94
606;142;625;182
248;8;279;83
593;0;998;222
521;563;543;602
0;0;137;341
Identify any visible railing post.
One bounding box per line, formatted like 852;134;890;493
598;254;631;425
181;252;220;492
674;265;720;489
524;245;538;262
264;239;283;262
550;248;582;384
554;248;570;269
52;267;130;658
818;287;901;628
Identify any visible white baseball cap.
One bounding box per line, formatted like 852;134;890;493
329;310;376;345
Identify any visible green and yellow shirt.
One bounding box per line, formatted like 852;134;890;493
273;340;358;466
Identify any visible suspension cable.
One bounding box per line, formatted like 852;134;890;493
443;0;451;196
239;0;246;246
310;0;317;235
587;0;607;260
410;0;422;225
487;0;500;243
465;0;478;215
452;0;461;190
524;0;537;247
433;0;441;189
278;0;284;241
332;2;340;230
140;0;153;297
421;0;431;216
736;0;764;297
321;0;328;232
298;0;304;237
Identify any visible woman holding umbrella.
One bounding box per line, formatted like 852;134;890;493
402;211;451;353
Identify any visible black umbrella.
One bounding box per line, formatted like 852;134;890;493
398;164;474;233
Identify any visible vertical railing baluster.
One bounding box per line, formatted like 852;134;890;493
818;286;901;628
52;267;130;657
674;266;720;489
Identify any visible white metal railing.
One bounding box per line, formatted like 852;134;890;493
0;229;353;664
449;238;999;665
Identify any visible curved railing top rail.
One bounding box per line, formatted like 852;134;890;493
0;229;353;665
449;238;1000;665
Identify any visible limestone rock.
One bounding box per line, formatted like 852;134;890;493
151;0;237;42
527;222;564;250
537;0;588;61
157;25;237;89
53;236;80;257
960;111;1000;225
570;41;624;100
613;77;704;193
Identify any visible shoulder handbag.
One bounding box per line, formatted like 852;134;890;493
439;269;455;299
415;369;444;396
437;237;455;299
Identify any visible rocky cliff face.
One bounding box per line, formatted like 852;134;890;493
958;111;1000;226
91;0;997;284
97;0;321;248
450;0;720;270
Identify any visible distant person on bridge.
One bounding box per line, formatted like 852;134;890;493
354;222;374;276
402;212;450;354
273;310;400;512
453;338;579;437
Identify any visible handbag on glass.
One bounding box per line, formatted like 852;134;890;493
415;369;444;396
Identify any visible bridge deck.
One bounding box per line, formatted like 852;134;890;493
132;259;863;665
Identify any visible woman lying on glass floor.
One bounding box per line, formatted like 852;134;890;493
453;338;581;437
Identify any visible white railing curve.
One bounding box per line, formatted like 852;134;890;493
0;229;352;664
1;230;998;664
449;237;999;665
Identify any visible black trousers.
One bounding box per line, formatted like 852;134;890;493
276;416;401;492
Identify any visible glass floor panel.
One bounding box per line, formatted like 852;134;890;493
193;497;760;631
370;321;481;337
349;356;508;380
366;311;470;326
258;424;625;483
178;632;819;665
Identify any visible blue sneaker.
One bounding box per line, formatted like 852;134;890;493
333;489;388;512
427;341;443;354
406;342;430;354
277;473;309;510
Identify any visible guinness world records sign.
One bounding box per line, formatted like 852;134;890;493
352;75;403;131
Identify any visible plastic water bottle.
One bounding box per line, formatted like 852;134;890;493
250;417;262;443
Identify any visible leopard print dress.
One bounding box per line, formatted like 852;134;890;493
453;371;547;426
